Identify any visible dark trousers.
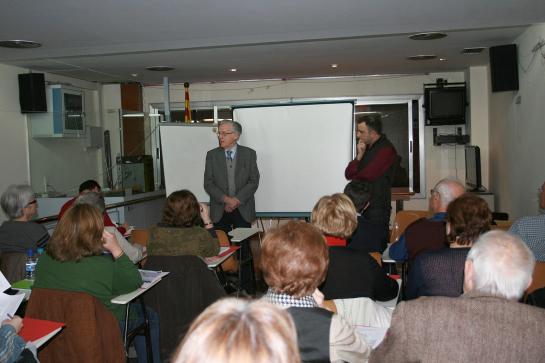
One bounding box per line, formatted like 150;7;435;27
215;209;255;294
215;208;251;231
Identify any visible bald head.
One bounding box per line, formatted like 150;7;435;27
431;178;465;213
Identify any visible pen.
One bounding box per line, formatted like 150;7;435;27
7;313;14;319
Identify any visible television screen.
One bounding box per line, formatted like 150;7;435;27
425;87;466;125
465;145;482;191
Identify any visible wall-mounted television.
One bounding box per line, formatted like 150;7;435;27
465;145;482;192
424;86;466;126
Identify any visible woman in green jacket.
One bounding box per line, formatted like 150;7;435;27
34;203;160;363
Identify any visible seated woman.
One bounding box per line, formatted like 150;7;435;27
406;193;492;300
261;221;370;363
148;190;220;257
33;204;161;363
0;184;49;253
74;191;144;263
173;298;301;363
311;193;357;247
312;193;398;302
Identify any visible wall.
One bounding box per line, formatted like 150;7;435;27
101;83;123;189
0;64;32;222
489;23;545;219
27;74;103;196
143;71;490;211
0;63;104;222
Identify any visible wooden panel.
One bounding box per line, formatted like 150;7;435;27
120;83;142;112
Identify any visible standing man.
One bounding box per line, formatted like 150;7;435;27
204;120;260;232
345;114;397;227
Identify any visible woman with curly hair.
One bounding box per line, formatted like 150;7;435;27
148;190;219;257
406;193;492;299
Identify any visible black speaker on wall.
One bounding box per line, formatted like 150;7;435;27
18;73;47;113
489;44;519;92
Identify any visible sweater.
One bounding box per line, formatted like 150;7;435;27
148;225;220;257
0;220;49;253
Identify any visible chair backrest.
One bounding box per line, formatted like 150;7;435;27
25;288;125;363
144;255;226;359
526;261;545;295
131;228;149;266
215;229;238;273
390;210;430;243
0;251;26;283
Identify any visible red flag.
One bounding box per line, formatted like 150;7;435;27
184;82;191;123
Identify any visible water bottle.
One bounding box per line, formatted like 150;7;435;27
25;248;37;280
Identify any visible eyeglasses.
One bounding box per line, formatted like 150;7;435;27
26;200;37;207
217;132;235;137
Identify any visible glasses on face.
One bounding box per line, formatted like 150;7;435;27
217;131;234;137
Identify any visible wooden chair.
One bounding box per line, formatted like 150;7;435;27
491;220;513;231
526;261;545;295
26;288;125;363
389;210;430;243
215;229;238;273
131;228;149;267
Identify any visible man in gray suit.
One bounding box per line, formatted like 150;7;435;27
204;120;259;232
371;230;545;362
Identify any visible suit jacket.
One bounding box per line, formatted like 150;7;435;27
204;144;260;223
370;291;545;363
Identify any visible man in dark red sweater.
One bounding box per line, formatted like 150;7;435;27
345;114;397;227
58;180;127;234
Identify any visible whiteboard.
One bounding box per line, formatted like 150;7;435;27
159;123;218;201
234;102;354;213
160;102;354;214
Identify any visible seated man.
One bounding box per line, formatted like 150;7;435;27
371;230;545;362
389;178;465;262
344;181;388;253
58;180;127;234
509;180;545;261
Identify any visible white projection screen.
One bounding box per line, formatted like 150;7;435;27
234;102;354;214
160;123;218;201
159;102;354;215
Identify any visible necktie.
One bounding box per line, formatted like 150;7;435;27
227;150;233;161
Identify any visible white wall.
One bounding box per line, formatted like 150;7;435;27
490;23;545;219
0;64;32;222
143;72;489;211
0;63;104;223
101;84;122;189
27;74;102;196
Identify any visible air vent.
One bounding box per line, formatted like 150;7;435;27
0;40;41;49
145;66;175;71
407;55;437;61
408;32;447;41
461;47;486;54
